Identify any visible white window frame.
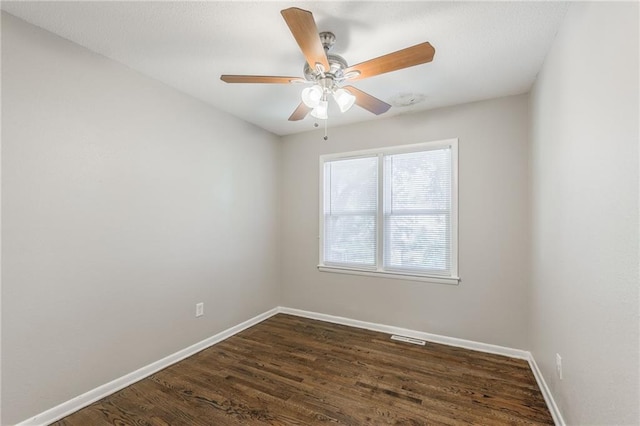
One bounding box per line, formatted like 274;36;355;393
318;138;459;285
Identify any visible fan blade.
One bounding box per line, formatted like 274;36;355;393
343;86;391;115
281;8;330;72
221;75;303;84
288;102;312;121
343;42;435;81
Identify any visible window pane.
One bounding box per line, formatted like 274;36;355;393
324;156;377;267
325;215;376;266
387;149;451;212
324;157;378;214
385;214;449;272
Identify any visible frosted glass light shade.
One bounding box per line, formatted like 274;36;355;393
333;88;356;113
310;100;329;119
301;85;323;108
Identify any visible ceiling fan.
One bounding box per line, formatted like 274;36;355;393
221;7;436;123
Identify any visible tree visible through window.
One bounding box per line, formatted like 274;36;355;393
320;139;458;281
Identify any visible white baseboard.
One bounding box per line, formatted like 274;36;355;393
278;306;530;360
16;307;280;426
528;354;566;426
18;305;564;426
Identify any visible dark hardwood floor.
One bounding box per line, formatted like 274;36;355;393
53;314;553;425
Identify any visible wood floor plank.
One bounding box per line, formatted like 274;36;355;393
52;314;553;425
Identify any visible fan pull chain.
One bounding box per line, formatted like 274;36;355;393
324;117;329;140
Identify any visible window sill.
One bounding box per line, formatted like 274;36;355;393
317;265;461;285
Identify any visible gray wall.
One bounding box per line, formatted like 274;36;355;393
1;13;281;425
529;3;639;425
280;94;532;350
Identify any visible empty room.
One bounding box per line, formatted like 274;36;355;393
1;1;638;425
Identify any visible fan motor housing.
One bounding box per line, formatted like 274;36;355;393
303;53;348;81
303;32;347;82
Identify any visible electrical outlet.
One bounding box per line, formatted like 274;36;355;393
556;353;563;380
195;302;204;317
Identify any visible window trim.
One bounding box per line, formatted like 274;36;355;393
318;138;460;285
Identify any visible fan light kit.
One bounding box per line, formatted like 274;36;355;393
301;81;355;119
221;7;436;139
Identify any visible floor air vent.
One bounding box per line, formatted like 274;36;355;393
390;335;426;346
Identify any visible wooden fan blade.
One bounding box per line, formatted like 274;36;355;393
344;42;435;81
343;86;391;115
221;75;303;84
281;8;330;72
288;102;312;121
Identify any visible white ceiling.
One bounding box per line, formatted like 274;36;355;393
1;1;569;136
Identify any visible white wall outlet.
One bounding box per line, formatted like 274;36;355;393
195;302;204;317
556;353;563;380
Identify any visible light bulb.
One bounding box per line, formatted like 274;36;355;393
310;100;328;120
333;88;356;113
301;85;323;108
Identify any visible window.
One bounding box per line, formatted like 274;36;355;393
319;139;458;284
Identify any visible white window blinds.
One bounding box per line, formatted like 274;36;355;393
320;139;458;283
323;156;378;267
383;148;452;275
